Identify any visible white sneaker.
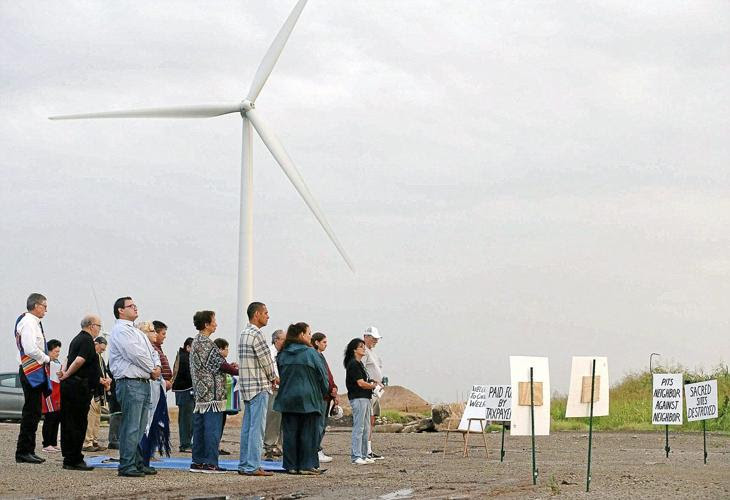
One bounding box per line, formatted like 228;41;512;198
364;457;376;464
42;445;59;453
318;450;333;463
352;458;369;465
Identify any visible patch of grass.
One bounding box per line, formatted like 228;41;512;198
550;363;730;433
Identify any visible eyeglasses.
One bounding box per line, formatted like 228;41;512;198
123;304;138;310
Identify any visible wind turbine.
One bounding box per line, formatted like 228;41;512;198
50;0;354;336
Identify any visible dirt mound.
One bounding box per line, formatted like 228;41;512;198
338;385;431;414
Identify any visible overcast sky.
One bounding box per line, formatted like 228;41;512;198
2;1;729;402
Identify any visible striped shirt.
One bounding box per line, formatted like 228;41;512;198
237;323;276;401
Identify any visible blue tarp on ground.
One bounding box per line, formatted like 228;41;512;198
87;456;285;471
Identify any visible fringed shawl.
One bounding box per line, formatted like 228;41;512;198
190;333;226;413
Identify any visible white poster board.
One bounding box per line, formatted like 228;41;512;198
652;373;683;425
509;356;550;436
685;379;718;422
458;384;512;432
565;357;609;417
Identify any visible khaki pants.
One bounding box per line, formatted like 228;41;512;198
83;398;101;447
263;389;281;451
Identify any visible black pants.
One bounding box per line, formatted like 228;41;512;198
16;367;44;456
282;412;320;472
60;377;92;465
42;411;61;447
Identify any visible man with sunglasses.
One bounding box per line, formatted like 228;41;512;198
108;297;161;477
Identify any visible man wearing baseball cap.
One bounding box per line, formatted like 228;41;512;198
362;326;384;460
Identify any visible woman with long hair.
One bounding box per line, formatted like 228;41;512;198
273;322;329;475
343;338;380;465
310;332;338;464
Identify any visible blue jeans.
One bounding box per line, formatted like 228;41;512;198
192;410;223;466
238;391;269;473
350;398;371;461
175;389;194;449
116;378;150;474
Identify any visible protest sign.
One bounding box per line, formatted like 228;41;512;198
685;379;718;422
458;384;512;432
652;374;683;425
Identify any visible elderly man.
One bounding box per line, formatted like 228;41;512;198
59;314;105;471
237;302;278;476
362;326;385;460
263;329;285;460
108;297;160;477
14;293;58;464
83;337;112;452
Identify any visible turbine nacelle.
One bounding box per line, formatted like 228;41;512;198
240;100;255;115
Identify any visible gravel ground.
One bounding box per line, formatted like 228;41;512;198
1;421;728;499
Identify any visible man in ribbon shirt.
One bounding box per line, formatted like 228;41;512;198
108;296;161;478
15;292;58;464
237;302;278;476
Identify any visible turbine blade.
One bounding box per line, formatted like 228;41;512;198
49;103;241;120
246;109;355;273
246;0;308;103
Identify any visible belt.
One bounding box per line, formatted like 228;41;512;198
119;377;148;382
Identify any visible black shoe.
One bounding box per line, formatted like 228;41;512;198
118;470;145;477
219;448;231;455
368;452;385;460
63;462;94;471
179;447;192;453
15;453;44;464
108;443;119;450
140;465;157;475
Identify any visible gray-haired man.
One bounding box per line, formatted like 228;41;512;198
263;329;285;460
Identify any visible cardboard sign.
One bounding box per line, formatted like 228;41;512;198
652;374;683;425
566;357;609;418
509;356;550;436
458;384;512;432
685;379;718;422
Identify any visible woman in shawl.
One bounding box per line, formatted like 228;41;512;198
189;310;238;473
137;321;170;465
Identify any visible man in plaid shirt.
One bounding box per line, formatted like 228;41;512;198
237;302;278;476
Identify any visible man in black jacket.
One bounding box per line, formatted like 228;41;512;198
171;337;194;452
59;314;104;471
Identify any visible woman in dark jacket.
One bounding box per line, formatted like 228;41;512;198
273;322;329;475
171;337;194;452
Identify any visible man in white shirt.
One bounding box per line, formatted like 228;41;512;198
362;326;385;460
15;293;59;464
108;296;161;477
263;329;285;460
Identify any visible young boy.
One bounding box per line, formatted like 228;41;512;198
213;338;239;456
42;339;62;452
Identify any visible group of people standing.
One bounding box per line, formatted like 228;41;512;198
13;292;387;476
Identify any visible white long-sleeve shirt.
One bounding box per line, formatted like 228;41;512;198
16;312;49;365
362;346;383;383
108;319;157;379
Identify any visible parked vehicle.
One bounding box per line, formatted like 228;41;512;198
0;371;23;421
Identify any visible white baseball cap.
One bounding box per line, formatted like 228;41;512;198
364;326;381;339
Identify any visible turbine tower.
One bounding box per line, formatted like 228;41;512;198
50;0;354;337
